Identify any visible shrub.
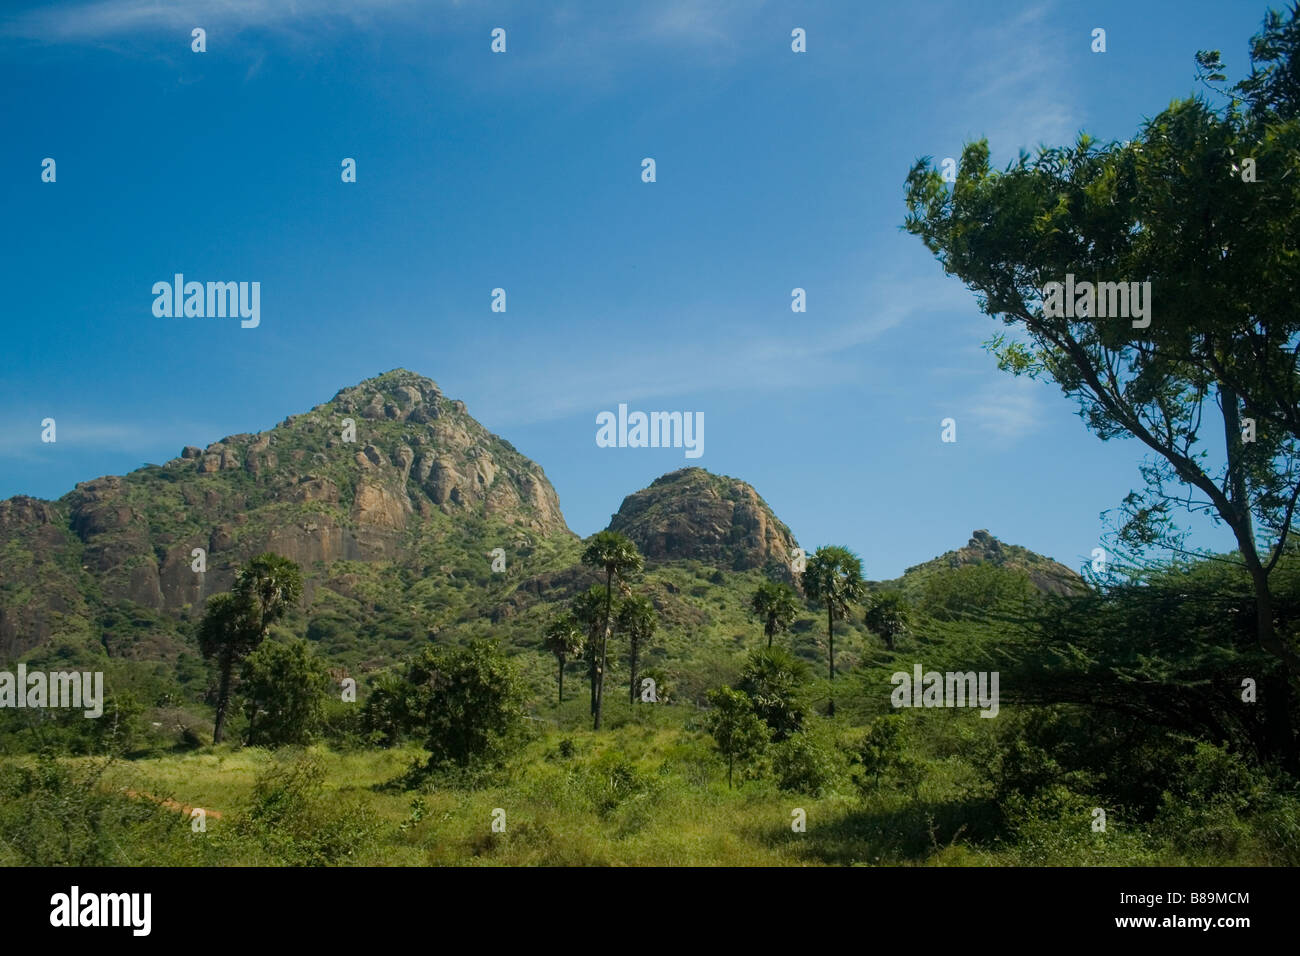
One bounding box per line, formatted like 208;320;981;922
738;647;808;742
230;749;381;865
773;730;840;796
853;714;922;796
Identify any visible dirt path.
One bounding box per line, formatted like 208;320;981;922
123;788;223;820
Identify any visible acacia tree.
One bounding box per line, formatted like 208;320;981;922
751;580;800;648
581;531;643;729
617;594;657;704
801;546;866;717
864;590;911;651
903;9;1300;685
543;611;584;706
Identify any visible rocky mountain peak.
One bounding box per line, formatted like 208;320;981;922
0;370;574;655
903;529;1082;595
607;467;799;575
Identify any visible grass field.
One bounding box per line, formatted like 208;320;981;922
6;695;1293;867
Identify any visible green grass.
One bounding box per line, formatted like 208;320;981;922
5;698;1288;867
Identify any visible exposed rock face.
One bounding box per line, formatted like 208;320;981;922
607;467;799;574
0;369;574;644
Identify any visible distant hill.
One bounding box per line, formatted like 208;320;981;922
883;529;1084;597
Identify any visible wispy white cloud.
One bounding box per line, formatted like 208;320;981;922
956;2;1079;158
1;0;426;41
640;0;765;47
466;274;971;427
963;375;1045;442
3;0;769;57
0;418;227;460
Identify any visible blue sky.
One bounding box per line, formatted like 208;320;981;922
0;0;1262;578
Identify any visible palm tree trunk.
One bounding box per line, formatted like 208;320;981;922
213;650;233;744
595;571;613;730
629;640;638;705
827;604;836;717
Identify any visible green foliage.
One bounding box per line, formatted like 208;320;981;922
863;589;911;649
577;751;659;818
199;553;304;744
854;714;922;795
421;640;528;773
802;545;866;714
581;531;644;729
704;686;770;788
918;564;1035;623
197;592;258;664
751;580;799;648
617;593;657;704
737;646;808;741
240;637;330;747
902;8;1300;676
234;552;304;640
773;727;841;796
543;611;584;705
1000;556;1300;773
359;671;417;747
803;546;867;621
231;749;381;865
638;666;672;704
0;754;195;866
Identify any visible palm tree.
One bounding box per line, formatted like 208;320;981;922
751;580;799;648
617;594;657;704
234;552;303;642
543;612;584;705
198;592;256;745
199;553;302;744
801;545;865;717
572;586;607;718
581;531;643;729
864;590;910;650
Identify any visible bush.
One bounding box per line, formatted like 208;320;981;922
0;753;198;866
705;686;770;788
422;640;527;774
240;638;330;747
738;647;808;742
773;730;840;796
229;749;381;865
853;714;922;796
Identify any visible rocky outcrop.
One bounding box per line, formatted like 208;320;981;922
901;529;1084;595
607;467;799;574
